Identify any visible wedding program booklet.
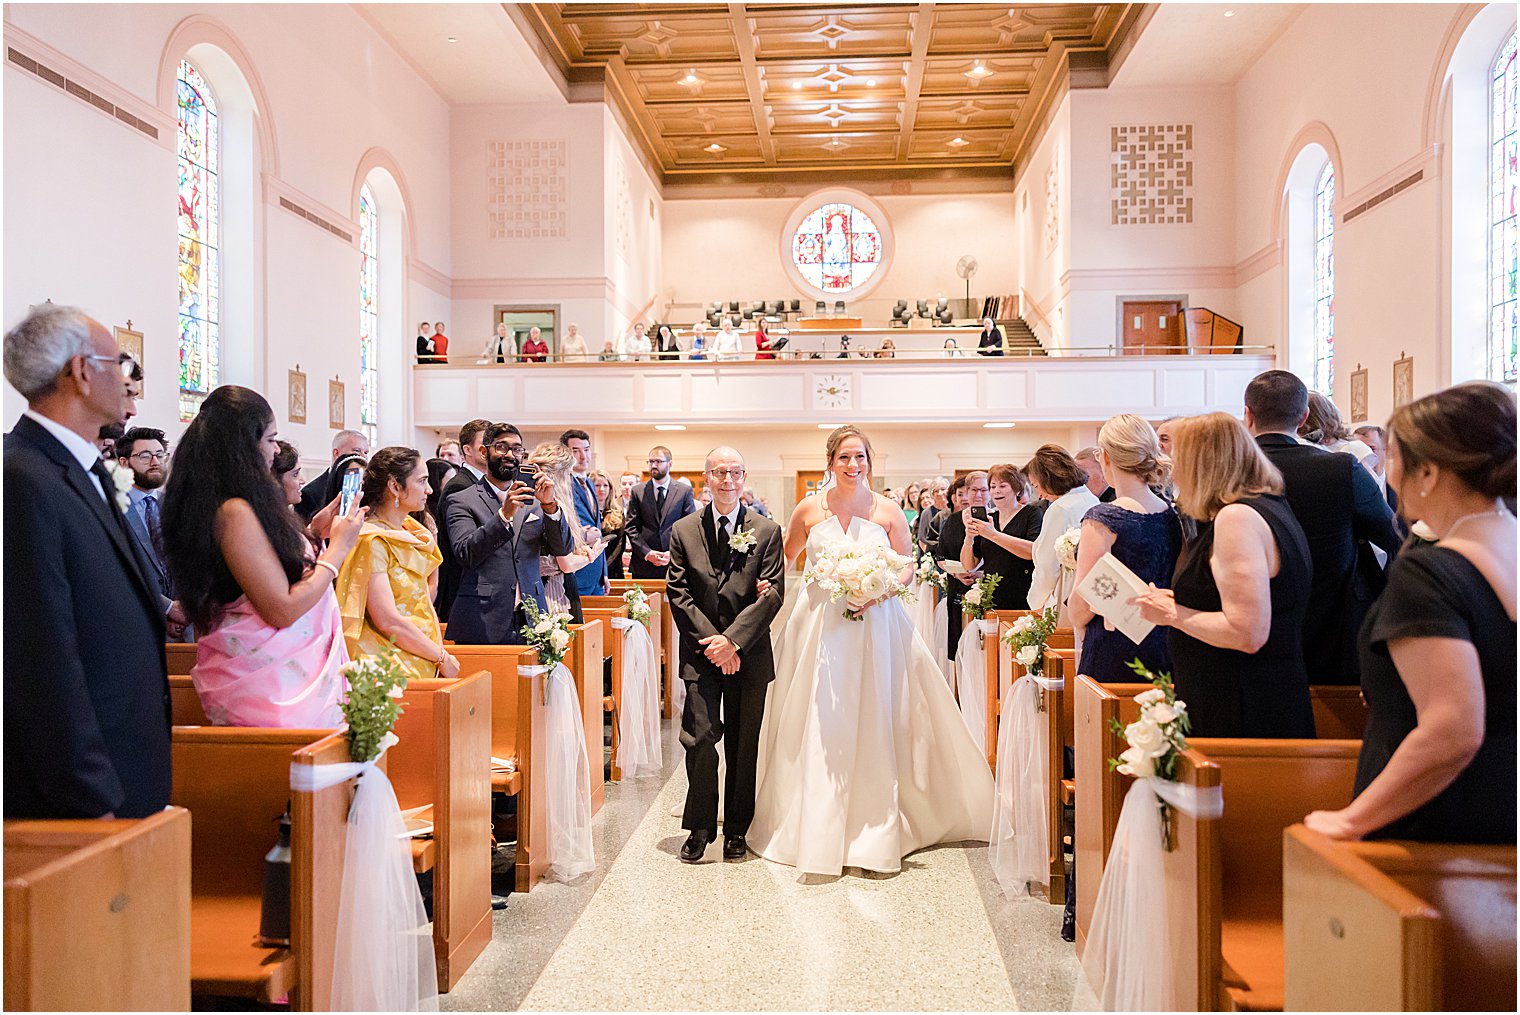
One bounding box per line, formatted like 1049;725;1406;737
1073;551;1155;645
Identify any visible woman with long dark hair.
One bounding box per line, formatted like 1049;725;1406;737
163;385;365;726
334;447;457;681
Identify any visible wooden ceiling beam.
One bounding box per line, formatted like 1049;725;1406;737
894;3;934;162
727;3;778;164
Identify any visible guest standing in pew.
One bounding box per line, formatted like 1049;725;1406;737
594;471;628;580
435;418;493;623
526;440;604;622
294;428;370;523
960;464;1045;611
625;445;697;579
1131;413;1316;738
3;306;171;819
1024;445;1101;612
933;475;978;661
1306;383;1516;843
1073;446;1117;503
334;447;458;681
1066;416;1182;681
163;385;366;728
425;456;457;535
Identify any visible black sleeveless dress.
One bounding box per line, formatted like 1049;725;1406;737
1168;494;1315;738
1353;545;1516;843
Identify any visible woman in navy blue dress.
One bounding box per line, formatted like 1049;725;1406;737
1067;414;1182;681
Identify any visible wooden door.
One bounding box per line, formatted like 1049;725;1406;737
1122;301;1185;354
794;471;825;504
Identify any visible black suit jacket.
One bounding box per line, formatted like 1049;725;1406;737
433;466;482;620
666;506;784;684
4;416;171;818
1256;433;1401;682
625;479;697;578
295;465;332;523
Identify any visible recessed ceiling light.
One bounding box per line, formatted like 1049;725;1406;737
817;423;838;430
446;36;457;43
792;80;802;90
681;68;703;86
967;61;994;79
654;424;686;432
949;136;969;147
984;422;1016;429
1223;9;1235;16
703;142;727;153
866;78;877;87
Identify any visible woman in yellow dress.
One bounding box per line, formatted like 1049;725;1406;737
336;446;460;680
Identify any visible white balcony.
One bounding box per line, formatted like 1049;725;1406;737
412;352;1275;430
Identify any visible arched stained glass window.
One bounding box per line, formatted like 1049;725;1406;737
176;59;220;421
791;201;883;293
359;184;378;444
1490;32;1517;384
1313;162;1336;395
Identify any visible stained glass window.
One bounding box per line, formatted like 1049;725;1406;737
1313;162;1336;396
1490;32;1517;384
359;184;378;445
176;59;220;421
790;201;883;293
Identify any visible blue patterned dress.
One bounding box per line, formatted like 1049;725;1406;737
1077;503;1183;682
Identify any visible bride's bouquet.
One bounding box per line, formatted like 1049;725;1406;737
805;541;916;621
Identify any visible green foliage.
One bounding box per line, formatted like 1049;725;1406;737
340;641;409;764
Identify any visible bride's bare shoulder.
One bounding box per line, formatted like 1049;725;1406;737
788;495;826;527
870;492;908;528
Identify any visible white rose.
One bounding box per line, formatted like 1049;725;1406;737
965;587;982;606
533;619;553;635
1116;745;1155;779
1015;644;1040;668
549;629;570;654
1125;719;1167;758
1134;688;1166;708
859;568;890;601
1146;702;1177;724
1012;615;1035;634
388;684;405;699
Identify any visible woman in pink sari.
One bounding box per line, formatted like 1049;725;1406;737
162;386;366;727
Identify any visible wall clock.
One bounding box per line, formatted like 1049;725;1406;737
813;373;851;409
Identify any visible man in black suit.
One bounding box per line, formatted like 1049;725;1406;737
445;422;573;645
435;418;492;621
1245;370;1401;684
1074;446;1117;503
4;305;171;818
666;446;784;863
295;428;371;522
625;445;697;579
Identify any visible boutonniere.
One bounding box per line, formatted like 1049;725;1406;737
103;460;133;514
728;525;759;554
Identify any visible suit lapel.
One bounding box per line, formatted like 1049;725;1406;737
660;482;682;524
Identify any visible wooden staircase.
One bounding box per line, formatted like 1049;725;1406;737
997;316;1046;356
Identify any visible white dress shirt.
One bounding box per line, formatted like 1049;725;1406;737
1027;485;1101;609
24;408;106;501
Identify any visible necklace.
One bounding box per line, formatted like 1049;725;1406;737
1442;505;1512;540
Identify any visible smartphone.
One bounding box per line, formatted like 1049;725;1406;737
515;461;539;486
971;505;989;522
339;468;362;515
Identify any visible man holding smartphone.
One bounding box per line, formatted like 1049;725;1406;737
445;422;572;645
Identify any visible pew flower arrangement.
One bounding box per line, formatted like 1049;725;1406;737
804;541;916;621
915;553;947;593
1001;605;1060;675
961;572;1002;621
1110;659;1192;850
622;586;652;627
523;599;574;668
340;643;409;764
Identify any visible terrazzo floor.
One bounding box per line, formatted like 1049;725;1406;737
441;720;1080;1012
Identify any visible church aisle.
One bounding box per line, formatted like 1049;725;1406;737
444;719;1079;1011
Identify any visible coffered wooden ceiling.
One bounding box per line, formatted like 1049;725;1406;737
518;3;1148;188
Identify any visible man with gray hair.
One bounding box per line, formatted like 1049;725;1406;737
4;305;171;819
1073;445;1115;503
296;427;371;522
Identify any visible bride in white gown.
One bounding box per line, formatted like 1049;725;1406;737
748;426;994;875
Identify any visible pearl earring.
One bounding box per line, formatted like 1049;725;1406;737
394;494;401;509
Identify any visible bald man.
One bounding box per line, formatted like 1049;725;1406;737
665;446;784;863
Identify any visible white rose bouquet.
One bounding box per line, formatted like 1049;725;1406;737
961;571;1002;621
804;541;915;622
915;552;946;593
1055;525;1081;571
340;642;410;763
1109;659;1192;850
622;586;651;627
522;598;576;669
1000;604;1060;676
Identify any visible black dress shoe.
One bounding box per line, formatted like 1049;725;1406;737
491;894;509;911
722;835;747;860
679;830;712;863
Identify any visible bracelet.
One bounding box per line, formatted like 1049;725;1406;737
313;559;340;581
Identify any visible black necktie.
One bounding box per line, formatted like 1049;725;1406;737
717;514;731;569
655;484;666;517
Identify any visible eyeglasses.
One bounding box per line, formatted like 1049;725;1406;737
708;468;745;480
127;450;170;464
489;441;522;455
647;459;670;466
84;353;138;379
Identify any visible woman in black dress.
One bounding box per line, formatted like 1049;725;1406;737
1132;413;1315;738
961;463;1044;608
1306;382;1516;843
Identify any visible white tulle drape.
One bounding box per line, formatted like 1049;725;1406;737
1074;778;1225;1011
990;673;1050;899
288;743;438;1012
954;619;996;754
611;617;661;779
524;662;595;883
669;630;687;718
931;596;953;688
908;581;938;646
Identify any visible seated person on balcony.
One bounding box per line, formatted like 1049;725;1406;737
943;338;963;358
598;340;620;362
976;317;1005;356
875;339;896;359
519;326;548;364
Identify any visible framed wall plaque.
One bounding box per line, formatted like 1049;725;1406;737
288;368;307;424
1349;366;1368;423
328;379;345;429
1392;354;1415;409
115;324;144;394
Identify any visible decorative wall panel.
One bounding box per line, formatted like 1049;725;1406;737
1110;124;1194;225
486;139;568;239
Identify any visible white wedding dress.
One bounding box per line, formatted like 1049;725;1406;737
748;514;995;875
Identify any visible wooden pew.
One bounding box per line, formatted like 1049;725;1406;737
1158;740;1361;1010
448;644;548;893
5;807;192;1011
581;598;632;782
388;673;492;993
1073;676;1372;955
608;579;673;718
171;727;349;1010
567;621;607;815
166;642;196;675
1282;825;1517;1011
169;675;208;725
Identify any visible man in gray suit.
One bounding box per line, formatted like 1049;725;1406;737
115;425;188;640
667;446;784;863
445;422;572;645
